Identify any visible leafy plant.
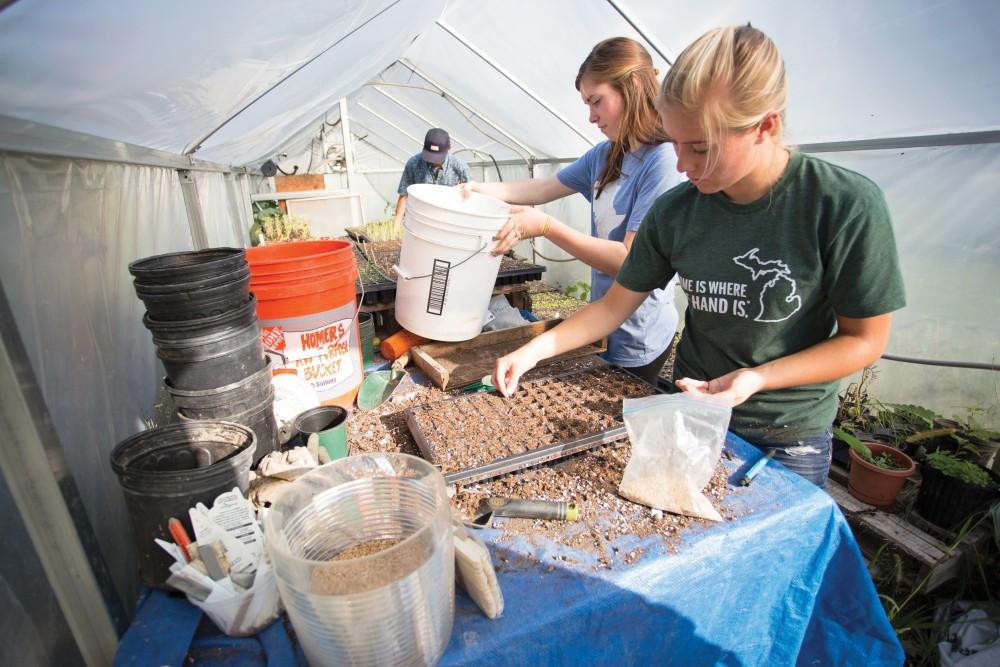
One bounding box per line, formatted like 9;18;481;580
360;218;403;242
836;366;884;430
252;199;280;221
925;451;992;487
884;403;938;431
250;212;312;246
530;290;588;320
833;427;906;470
564;281;590;301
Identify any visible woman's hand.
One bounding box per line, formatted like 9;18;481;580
493;345;541;397
457;182;484;198
491;206;547;256
675;368;766;407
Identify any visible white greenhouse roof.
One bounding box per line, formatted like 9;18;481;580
1;0;998;168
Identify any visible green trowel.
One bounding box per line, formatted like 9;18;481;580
357;369;407;410
457;375;497;393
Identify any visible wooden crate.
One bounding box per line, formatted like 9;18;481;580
410;319;606;390
826;471;989;592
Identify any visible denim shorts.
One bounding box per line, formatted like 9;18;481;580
749;427;833;488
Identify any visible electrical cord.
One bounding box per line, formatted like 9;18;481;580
488;153;502;182
529;238;578;263
879;353;999;372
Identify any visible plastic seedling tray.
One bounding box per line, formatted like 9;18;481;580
404;363;661;485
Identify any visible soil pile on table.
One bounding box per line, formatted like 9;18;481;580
452;440;733;569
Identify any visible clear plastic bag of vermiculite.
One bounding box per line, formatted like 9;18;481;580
618;393;732;521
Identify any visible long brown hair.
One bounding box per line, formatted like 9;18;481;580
576;37;668;198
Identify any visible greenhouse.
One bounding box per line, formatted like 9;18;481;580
0;1;997;665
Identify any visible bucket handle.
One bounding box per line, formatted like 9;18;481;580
395;223;490;281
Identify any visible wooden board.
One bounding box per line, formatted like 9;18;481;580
274;174;326;192
826;477;989;592
410;319;607;390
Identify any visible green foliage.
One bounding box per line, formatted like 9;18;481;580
360;218;403;242
925;451;991;487
253;200;280;221
833;426;873;460
563;281;590;301
833;426;907;470
884;403;938;431
248;200;313;246
904;428;957;444
530;290;588;320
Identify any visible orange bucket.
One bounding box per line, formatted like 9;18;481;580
246;241;363;408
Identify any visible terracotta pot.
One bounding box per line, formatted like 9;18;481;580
848;442;916;506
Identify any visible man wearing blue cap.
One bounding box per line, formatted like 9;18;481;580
393;128;471;226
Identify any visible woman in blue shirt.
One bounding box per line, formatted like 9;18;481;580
463;37;683;383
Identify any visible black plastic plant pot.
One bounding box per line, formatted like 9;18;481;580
128;248;246;285
133;264;250;294
136;273;252;322
915;460;1000;530
155;322;265;390
832;436;851;467
109;421;256;588
143;294;259;340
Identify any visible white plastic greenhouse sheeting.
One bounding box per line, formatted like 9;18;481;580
0;1;999;654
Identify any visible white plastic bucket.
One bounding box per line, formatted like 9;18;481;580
394;184;510;341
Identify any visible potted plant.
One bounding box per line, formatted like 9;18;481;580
915;450;1000;530
833;367;881;466
834;427;916;506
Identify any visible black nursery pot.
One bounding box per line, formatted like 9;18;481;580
915;461;1000;530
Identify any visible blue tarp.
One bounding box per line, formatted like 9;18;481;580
116;435;904;666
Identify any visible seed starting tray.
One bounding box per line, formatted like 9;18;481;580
404;364;660;485
353;240;545;305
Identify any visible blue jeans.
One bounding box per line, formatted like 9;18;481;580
749;428;833;488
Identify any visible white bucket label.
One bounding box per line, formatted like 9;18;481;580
259;309;360;401
426;258;451;316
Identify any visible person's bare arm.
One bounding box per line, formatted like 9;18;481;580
460;176;573;206
493;282;649;396
676;313;894;406
492;205;636;275
392;195;407;225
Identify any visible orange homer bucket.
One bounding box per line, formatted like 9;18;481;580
246;240;363;408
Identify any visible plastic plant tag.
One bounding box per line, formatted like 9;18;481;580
618;393;732;521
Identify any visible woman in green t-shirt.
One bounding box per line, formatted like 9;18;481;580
491;25;905;487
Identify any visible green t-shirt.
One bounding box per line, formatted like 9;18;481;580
617;151;906;442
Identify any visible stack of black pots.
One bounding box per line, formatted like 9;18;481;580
129;248;277;463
